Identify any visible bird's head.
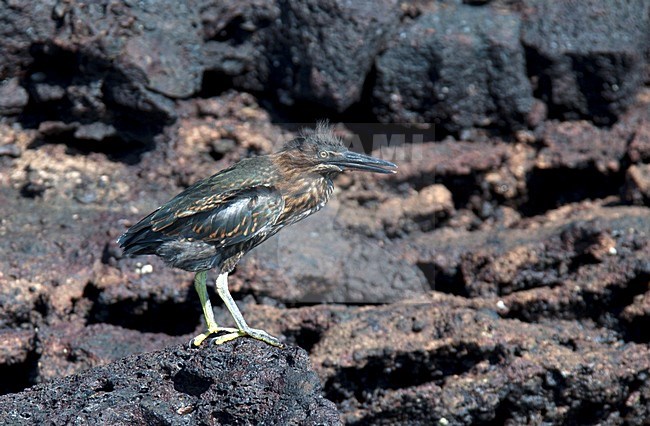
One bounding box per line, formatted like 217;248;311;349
277;123;397;176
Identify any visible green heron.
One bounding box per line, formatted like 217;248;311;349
118;123;396;347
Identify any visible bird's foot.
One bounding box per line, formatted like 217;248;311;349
191;326;239;347
210;327;284;348
242;327;285;348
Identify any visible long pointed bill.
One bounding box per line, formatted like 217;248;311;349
330;151;397;174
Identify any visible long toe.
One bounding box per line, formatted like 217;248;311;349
210;331;244;345
245;328;284;348
192;326;241;347
200;328;284;348
191;333;211;347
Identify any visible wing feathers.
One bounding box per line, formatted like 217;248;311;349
145;186;283;247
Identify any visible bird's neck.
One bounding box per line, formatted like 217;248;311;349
276;171;334;224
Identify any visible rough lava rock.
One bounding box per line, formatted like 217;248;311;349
0;78;29;115
522;0;650;125
0;0;58;79
311;300;650;425
0;340;341;425
373;3;534;130
1;2;650;425
409;203;649;300
1;93;650;422
52;0;204;99
4;0;204;142
269;0;402;111
202;0;403;112
624;164;650;205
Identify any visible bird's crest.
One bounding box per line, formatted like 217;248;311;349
283;121;344;151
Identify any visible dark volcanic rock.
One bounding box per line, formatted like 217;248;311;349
536;120;627;172
54;0;203;99
621;291;650;343
1;3;650;423
0;328;37;395
378;139;518;190
373;3;534;130
200;0;281;91
0;78;29;115
377;184;455;236
2;0;204;142
524;98;650;212
270;0;402;111
36;322;181;382
202;0;402;112
0;0;57;79
239;202;650;424
522;0;650;125
0;340;341;425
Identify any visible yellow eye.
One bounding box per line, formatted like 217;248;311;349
318;151;329;158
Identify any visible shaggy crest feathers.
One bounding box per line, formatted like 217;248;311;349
282;121;345;151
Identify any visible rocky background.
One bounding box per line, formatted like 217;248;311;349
1;0;649;424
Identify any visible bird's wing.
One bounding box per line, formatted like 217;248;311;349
149;186;284;246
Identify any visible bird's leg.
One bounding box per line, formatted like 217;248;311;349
191;270;238;346
213;272;284;348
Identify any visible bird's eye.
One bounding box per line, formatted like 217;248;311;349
318;151;329;158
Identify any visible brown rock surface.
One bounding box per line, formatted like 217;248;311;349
311;301;650;425
2;95;650;422
624;164;650;205
0;2;649;424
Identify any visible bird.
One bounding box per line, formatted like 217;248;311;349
118;123;397;348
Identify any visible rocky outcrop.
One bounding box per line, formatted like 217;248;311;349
0;341;341;425
1;1;650;424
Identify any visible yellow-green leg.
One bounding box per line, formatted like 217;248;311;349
191;270;239;346
213;272;284;348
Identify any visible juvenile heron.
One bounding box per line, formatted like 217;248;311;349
118;124;396;347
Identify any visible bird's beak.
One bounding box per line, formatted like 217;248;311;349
329;151;397;174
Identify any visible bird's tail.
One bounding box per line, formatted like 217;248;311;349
118;212;170;256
